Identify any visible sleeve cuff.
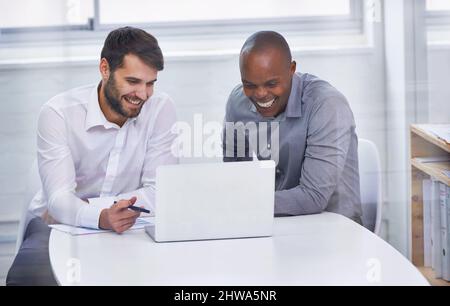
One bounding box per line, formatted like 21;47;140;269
78;196;116;229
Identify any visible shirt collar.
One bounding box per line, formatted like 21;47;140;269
248;72;303;118
285;72;302;118
85;83;137;131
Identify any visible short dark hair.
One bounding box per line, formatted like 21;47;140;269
101;26;164;72
240;31;292;65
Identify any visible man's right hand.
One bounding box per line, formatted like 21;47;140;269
99;197;140;233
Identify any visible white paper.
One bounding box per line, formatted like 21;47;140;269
423;125;450;144
49;217;153;235
415;156;450;163
443;170;450;178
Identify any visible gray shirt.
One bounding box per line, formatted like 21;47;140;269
223;72;362;220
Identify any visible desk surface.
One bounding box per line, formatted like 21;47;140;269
49;212;428;285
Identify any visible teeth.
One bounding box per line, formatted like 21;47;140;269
125;97;142;105
256;98;275;108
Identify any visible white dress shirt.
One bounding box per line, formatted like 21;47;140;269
29;83;178;229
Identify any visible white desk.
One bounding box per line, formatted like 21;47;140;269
49;212;428;286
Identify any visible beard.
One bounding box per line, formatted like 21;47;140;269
104;73;143;119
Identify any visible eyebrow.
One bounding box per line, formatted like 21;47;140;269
125;77;157;84
242;78;279;85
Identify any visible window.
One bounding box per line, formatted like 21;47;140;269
98;0;351;25
1;0;357;30
0;0;94;29
427;0;450;11
0;0;361;43
426;0;450;29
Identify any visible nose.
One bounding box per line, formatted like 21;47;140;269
136;84;148;101
254;86;268;100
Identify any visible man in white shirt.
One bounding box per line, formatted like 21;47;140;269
7;27;178;285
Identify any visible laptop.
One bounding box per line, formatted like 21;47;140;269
145;160;275;242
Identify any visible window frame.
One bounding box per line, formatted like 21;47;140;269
0;0;363;45
426;4;450;30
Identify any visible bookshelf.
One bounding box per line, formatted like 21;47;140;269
410;124;450;286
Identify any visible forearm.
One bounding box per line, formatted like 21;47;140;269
274;186;328;216
47;191;105;229
88;185;155;215
50;186;155;229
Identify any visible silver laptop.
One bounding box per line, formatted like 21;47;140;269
145;160;275;242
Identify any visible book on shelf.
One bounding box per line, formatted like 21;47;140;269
423;179;432;267
425;178;450;280
431;178;442;277
441;183;450;281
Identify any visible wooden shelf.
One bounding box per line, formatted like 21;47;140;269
411;159;450;186
411;124;450;154
417;267;450;286
410;124;450;286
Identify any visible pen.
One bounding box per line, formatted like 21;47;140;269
127;205;150;214
113;201;150;214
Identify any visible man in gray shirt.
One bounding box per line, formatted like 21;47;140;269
223;31;362;222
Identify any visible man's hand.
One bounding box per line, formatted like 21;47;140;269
99;196;140;233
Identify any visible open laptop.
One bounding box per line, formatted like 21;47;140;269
145;160;275;242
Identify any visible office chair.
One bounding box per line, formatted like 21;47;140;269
358;138;383;236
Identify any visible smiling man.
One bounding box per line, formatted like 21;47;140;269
30;26;178;232
7;27;178;285
223;31;362;221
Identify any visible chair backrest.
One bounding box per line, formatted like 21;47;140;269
15;159;41;253
358;138;383;235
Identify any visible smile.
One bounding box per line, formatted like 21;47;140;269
124;96;143;106
255;98;276;108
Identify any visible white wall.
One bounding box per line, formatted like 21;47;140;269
428;46;450;124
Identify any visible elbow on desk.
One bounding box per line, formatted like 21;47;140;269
274;188;328;216
46;191;81;225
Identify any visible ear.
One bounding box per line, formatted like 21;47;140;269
290;61;297;75
99;58;110;81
